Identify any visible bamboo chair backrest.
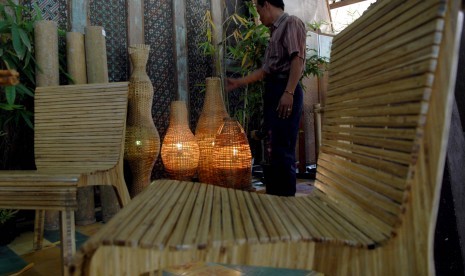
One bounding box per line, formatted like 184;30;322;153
315;0;449;233
34;83;128;173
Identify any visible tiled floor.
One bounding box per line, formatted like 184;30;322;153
5;223;103;275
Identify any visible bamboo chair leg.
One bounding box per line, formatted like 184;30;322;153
33;210;45;250
60;210;76;276
113;183;131;206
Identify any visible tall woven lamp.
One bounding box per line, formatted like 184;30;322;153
212;118;252;189
161;101;200;180
125;44;161;197
195;77;229;184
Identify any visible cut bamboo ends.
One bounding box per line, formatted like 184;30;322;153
161;101;200;181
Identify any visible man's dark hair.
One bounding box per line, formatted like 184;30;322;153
257;0;285;10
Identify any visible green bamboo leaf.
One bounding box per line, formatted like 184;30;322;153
33;3;43;21
0;21;9;33
22;51;31;68
17;28;31;51
15;83;34;97
0;103;15;111
3;11;13;24
4;85;16;105
11;24;26;60
244;29;254;40
22;65;35;84
20;110;33;129
241;53;248;67
234;14;248;26
15;4;23;24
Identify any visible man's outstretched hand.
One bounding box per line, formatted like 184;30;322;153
225;77;242;92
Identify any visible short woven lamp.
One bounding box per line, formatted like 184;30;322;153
161;101;199;181
212;118;252;189
195;77;229;184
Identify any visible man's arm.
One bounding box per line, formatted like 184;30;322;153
226;68;267;92
276;55;304;118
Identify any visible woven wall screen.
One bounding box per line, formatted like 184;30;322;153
186;0;213;129
144;0;177;178
89;0;129;83
25;0;68;28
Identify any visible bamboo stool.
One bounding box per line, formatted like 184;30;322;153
70;0;462;275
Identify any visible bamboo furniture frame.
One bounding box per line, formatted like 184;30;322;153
0;82;131;274
70;0;462;275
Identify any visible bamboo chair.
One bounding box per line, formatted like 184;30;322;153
69;0;462;275
0;82;130;274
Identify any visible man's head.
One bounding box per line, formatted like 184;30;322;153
256;0;285;10
256;0;285;27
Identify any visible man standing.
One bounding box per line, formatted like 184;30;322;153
226;0;306;196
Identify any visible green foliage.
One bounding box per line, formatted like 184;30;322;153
0;209;18;224
0;0;42;129
225;2;269;133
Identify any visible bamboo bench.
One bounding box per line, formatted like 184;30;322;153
0;82;131;274
69;0;462;275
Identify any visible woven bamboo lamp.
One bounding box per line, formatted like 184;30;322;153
212;118;252;189
195;77;229;184
161;101;199;180
125;44;161;197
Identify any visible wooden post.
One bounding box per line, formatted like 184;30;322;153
172;0;189;104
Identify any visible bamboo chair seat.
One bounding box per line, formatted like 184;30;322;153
69;0;462;275
0;82;130;274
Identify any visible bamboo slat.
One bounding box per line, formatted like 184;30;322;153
166;183;202;249
322;125;417;140
317;156;405;200
331;1;441;65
